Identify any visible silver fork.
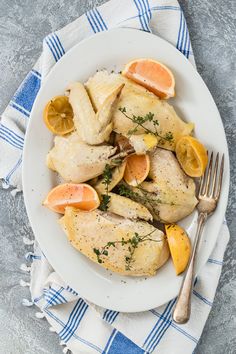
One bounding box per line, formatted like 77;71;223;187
172;152;224;324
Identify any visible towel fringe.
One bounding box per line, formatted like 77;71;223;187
25;252;35;261
23;237;35;245
2;180;9;189
20;263;31;272
49;326;56;332
20;279;30;287
22;298;34;307
35;311;45;319
10;188;20;197
20;235;34;308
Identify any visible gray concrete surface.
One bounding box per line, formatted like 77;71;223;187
0;0;235;353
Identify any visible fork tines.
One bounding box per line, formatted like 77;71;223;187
199;152;224;200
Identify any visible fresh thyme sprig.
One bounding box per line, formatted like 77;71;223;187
118;184;161;207
118;184;140;199
99;194;111;211
99;164;112;211
119;107;174;144
102;164;112;190
93;229;162;270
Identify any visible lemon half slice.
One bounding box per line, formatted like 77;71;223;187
176;136;208;177
43;96;74;135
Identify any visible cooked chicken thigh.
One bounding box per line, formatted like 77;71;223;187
60;207;169;276
106;192;153;221
128;148;198;223
94;161;127;194
67;82;124;145
85;71;194;150
47;132;116;183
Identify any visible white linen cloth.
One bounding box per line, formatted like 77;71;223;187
0;0;229;353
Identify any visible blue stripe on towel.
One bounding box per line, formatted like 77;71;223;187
0;124;24;146
9;102;30;117
152;5;180;11
103;310;119;324
33;294;44;304
186;35;191;58
52;33;65;56
150;309;198;343
0;124;24;150
44;287;66;307
171;321;198;343
45;37;60;61
176;10;184;51
103;329;117;354
49;34;64;59
11;71;41;114
45;308;103;353
181;19;189;57
63;302;88;342
146;298;176;351
107;331;144;354
141;0;152;23
47;287;67;305
93;8;108;30
4;156;22;184
86;12;97;33
91;9;105;30
31;69;41;79
0;132;23;150
59;300;85;337
86;10;101;33
137;0;150;27
121;4;179;25
109;311;119;324
25;252;41;261
133;0;147;32
145;0;152;20
193;290;213;306
176;10;190;58
59;298;88;342
143;299;173;347
66;286;79;296
208;258;223;265
49;34;63;58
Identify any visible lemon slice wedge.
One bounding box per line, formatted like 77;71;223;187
43;96;74;135
176;136;208;177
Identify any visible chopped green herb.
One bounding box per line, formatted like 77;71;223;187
110;157;123;166
102;164;112;190
117;183;175;215
99;164;112;211
92;229;162;270
119;107;174;143
99;194;111;211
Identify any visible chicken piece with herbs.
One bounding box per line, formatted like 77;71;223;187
119;148;198;223
47;132;116;183
60;207;169;276
85;71;194;150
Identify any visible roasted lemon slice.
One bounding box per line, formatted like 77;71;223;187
124;154;150;186
165;224;191;275
122;58;175;99
176;136;208;177
43;183;100;214
43;96;74;135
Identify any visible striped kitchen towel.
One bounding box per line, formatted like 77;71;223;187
0;0;230;353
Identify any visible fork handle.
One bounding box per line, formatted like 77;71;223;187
172;212;207;324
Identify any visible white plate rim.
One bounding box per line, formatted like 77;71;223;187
22;28;230;312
